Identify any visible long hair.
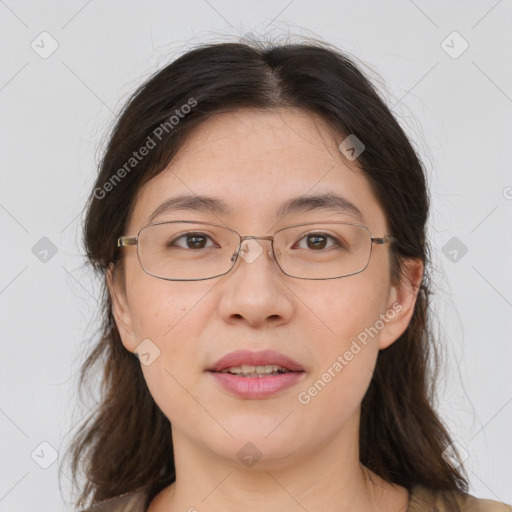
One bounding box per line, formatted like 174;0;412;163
67;39;469;509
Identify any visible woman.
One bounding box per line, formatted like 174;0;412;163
68;39;511;511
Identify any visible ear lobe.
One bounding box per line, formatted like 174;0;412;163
378;258;424;350
106;263;138;352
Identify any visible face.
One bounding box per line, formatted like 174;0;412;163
109;108;421;470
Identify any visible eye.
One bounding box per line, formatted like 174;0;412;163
293;233;343;251
168;232;218;250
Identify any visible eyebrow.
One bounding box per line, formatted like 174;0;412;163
277;193;365;223
148;192;365;224
148;194;232;223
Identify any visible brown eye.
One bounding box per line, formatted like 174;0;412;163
306;234;328;250
168;232;216;249
293;233;343;251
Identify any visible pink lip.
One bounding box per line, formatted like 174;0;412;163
207;350;305;399
209;372;305;399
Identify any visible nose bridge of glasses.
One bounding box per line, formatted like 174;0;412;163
235;235;275;264
241;235;274;241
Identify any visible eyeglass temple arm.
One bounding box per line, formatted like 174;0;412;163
117;236;138;247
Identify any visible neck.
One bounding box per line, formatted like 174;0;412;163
149;418;409;512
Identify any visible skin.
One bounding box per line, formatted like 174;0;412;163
108;108;423;512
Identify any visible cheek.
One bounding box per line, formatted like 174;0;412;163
126;268;209;342
129;283;211;433
124;272;217;413
295;271;389;406
305;268;390;346
296;293;381;431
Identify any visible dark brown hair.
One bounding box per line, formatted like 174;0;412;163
66;39;469;509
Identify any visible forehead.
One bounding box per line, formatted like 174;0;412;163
128;108;388;232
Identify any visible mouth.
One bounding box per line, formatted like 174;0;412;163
218;364;293;377
207;349;304;375
207;350;305;398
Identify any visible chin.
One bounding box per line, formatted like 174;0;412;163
207;422;307;465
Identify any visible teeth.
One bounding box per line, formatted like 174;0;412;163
220;364;290;376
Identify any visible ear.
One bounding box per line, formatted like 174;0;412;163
106;263;138;353
378;258;424;350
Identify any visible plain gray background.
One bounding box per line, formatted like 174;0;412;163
1;1;511;510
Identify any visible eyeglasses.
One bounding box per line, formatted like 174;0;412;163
117;220;395;281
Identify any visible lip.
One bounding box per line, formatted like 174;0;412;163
207;349;305;399
207;349;304;372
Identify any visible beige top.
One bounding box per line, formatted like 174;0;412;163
85;485;512;511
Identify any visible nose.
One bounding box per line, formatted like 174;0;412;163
217;237;294;329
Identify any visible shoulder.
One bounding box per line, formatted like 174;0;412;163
409;485;512;512
81;488;148;512
80;485;512;512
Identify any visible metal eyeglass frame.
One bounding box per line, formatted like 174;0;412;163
116;220;396;281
